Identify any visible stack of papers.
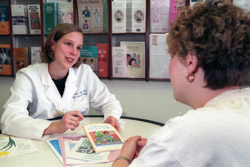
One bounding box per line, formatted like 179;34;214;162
47;136;120;167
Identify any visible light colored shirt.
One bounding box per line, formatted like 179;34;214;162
130;87;250;167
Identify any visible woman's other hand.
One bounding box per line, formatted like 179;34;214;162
135;138;147;158
104;116;120;132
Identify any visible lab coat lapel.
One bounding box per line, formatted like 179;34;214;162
41;64;64;111
62;67;77;106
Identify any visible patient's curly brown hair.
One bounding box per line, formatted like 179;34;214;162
167;0;250;89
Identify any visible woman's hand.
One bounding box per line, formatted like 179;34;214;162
43;111;84;135
135;138;147;158
104;116;120;132
112;136;142;167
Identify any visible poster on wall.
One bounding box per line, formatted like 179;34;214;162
112;1;126;33
150;0;170;33
149;33;170;79
120;41;145;78
112;47;127;78
77;0;104;32
131;0;146;33
169;0;187;30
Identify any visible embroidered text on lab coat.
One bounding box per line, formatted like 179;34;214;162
73;90;88;98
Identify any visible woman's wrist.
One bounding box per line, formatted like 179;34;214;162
43;122;57;135
115;155;131;164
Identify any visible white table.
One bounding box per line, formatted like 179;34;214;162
0;116;163;167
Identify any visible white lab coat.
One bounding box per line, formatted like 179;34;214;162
1;63;122;140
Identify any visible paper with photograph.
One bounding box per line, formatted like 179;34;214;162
112;1;126;33
121;42;145;78
77;0;104;32
68;138;110;162
132;0;146;33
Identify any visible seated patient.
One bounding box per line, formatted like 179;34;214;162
1;23;122;140
113;0;250;166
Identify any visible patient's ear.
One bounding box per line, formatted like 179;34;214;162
185;52;198;74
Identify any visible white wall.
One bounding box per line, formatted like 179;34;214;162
100;80;191;123
0;77;191;128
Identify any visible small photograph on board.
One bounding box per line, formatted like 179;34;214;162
81;18;90;31
81;5;90;17
134;10;144;23
114;9;124;23
80;57;97;74
175;0;186;11
0;48;11;65
127;52;141;69
92;8;101;27
29;12;41;29
0;45;12;75
151;35;158;45
16;61;25;71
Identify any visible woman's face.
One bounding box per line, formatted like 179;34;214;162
51;31;83;70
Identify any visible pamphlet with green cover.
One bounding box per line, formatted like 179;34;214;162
43;2;58;34
0;6;10;35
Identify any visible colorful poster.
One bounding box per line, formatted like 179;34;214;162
80;46;98;74
28;4;41;34
0;6;10;35
120;42;145;78
46;0;74;24
96;43;109;78
169;0;186;30
0;44;12;75
77;0;104;33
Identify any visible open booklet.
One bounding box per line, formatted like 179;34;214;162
82;123;124;153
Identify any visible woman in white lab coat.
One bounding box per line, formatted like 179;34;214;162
1;23;122;140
